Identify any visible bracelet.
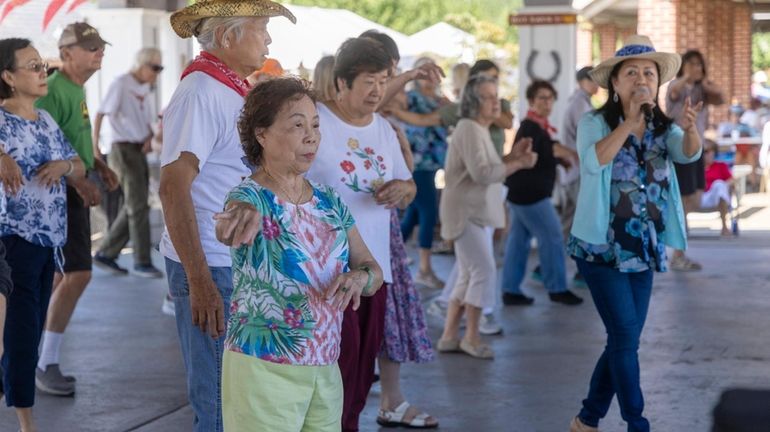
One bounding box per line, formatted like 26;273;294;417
358;265;374;296
63;159;74;177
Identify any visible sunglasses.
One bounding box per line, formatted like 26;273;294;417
19;62;49;74
68;43;104;52
147;64;164;73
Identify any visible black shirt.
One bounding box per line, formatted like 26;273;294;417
505;119;557;205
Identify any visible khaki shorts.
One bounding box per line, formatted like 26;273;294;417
222;350;343;432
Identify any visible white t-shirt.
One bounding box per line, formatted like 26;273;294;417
159;72;251;267
98;73;154;145
306;103;411;283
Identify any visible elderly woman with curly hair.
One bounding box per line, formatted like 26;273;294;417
215;77;383;432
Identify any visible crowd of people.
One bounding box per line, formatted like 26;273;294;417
6;0;762;430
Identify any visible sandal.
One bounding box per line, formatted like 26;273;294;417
436;338;460;353
670;255;702;272
459;339;494;359
377;401;439;429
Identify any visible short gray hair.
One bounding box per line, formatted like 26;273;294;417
133;47;161;71
194;17;253;51
460;74;498;119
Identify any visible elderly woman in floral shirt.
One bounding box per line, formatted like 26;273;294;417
215;77;383;431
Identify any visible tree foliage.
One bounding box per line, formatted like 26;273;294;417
753;33;770;72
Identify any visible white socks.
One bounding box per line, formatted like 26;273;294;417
37;330;63;370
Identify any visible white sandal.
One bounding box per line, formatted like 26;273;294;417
376;401;439;429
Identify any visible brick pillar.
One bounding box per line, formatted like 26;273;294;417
577;22;594;67
596;24;618;62
637;0;678;55
618;27;636;45
732;2;752;108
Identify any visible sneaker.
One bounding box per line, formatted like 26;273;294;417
530;265;543;283
414;271;445;290
479;314;503;335
572;272;588;289
670;255;702;272
426;300;447;320
161;294;176;317
93;253;128;276
502;292;535;306
134;263;164;278
431;241;454;255
549;290;584;306
35;364;75;396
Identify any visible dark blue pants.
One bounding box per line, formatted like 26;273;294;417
401;170;438;249
1;235;54;408
575;259;653;432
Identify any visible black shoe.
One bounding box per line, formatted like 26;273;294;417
502;292;535;306
93;253;128;276
549;291;583;305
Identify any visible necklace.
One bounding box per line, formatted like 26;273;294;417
262;168;309;212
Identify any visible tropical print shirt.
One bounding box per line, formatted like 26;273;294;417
0;108;75;247
405;90;448;172
568;128;672;273
224;178;355;365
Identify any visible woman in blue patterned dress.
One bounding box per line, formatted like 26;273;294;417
567;36;702;432
0;38;85;432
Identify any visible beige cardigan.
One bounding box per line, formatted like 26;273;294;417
440;118;507;241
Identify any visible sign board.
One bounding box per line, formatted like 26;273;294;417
508;13;577;26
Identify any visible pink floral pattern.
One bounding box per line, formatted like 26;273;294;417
340;138;387;194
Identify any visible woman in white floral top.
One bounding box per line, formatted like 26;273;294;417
0;38;85;432
214;77;383;432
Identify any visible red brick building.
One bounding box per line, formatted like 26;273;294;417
574;0;769;123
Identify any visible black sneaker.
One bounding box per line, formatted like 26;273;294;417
134;264;164;279
502;292;535;306
549;291;584;306
93;253;128;275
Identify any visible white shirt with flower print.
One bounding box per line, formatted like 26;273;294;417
0;108;76;247
225;178;355;366
306;103;412;283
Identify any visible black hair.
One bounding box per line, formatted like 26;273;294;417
677;50;707;80
333;37;391;92
359;30;400;62
0;38;32;99
469;59;499;77
597;61;673;137
525;79;557;102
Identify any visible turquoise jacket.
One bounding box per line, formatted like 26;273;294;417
570;112;702;250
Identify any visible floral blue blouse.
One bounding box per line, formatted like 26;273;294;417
568;128;672;273
0;108;76;248
406;90;448;172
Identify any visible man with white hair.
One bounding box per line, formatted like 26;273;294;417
160;1;295;431
93;47;164;279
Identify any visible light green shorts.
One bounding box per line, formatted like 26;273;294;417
222;350;343;432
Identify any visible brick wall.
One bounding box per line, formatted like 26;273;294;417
732;2;752;109
577;22;594;67
596;23;619;62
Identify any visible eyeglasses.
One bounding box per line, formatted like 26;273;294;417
19;62;49;74
147;64;164;73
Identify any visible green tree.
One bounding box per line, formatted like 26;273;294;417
753;33;770;72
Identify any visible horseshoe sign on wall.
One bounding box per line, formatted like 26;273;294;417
525;50;562;83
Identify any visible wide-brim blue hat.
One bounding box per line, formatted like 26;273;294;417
590;35;681;89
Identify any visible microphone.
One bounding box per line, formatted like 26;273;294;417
635;87;653;124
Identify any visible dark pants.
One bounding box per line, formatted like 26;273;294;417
575;259;653;432
1;236;54;408
401;170;438;249
339;284;387;432
99;142;151;265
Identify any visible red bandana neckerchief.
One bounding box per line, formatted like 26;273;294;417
526;109;558;138
180;51;251;97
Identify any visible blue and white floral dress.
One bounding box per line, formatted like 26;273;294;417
568;128;673;273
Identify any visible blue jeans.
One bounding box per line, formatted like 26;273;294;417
401;170;438;249
165;258;233;432
575;259;653;432
501;199;567;295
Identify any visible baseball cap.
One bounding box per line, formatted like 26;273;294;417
58;22;110;48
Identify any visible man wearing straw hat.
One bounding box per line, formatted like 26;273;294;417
159;1;295;431
567;35;702;432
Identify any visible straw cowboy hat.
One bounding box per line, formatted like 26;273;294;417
589;35;681;89
170;0;296;39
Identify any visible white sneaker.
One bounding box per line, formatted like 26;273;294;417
426;300;447;320
415;271;445;289
479;314;503;335
161;295;176;317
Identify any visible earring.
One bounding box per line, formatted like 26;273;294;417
223;42;230;49
612;93;618;103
